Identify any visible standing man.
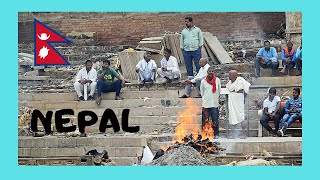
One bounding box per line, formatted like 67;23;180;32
280;41;296;75
136;51;157;84
96;60;125;105
226;70;251;139
255;40;279;77
295;40;302;76
180;58;210;98
180;16;203;77
74;60;97;101
157;48;181;83
200;67;221;139
277;88;302;137
259;87;281;136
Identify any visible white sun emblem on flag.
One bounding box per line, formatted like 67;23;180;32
38;46;50;59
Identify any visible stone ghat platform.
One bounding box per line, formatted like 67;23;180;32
18;135;302;166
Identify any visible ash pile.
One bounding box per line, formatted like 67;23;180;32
149;133;225;166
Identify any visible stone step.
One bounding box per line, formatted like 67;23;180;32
251;76;302;86
24;108;274;132
260;68;300;77
151;137;302;154
19;98;202;109
34;106;202;117
111;157;139;166
18;136;147;148
19;90;181;102
18;146;144;158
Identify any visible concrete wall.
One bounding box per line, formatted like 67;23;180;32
18;12;285;45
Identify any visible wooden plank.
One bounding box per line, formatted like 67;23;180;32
135;46;161;54
142;37;164;41
201;45;209;60
203;32;233;64
119;51;145;81
138;41;162;50
203;41;219;64
18;76;50;81
175;34;184;65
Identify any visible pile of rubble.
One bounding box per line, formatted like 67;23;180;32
85;149;116;166
150;145;211;166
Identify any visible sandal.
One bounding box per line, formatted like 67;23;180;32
195;94;202;98
179;94;190;98
96;97;102;105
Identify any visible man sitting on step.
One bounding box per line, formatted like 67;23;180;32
74;60;97;101
157;48;181;83
277;88;302;137
279;41;296;75
295;40;302;76
255;40;279;77
136;51;157;84
260;87;281;136
96;60;125;105
180;58;210;98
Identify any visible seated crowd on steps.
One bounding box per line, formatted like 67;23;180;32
72;16;302;139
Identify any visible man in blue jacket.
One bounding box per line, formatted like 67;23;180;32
277;88;302;137
255;40;279;77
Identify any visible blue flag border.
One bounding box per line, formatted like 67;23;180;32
34;18;72;66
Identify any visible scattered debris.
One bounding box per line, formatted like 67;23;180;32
141;145;154;164
85;149;115;166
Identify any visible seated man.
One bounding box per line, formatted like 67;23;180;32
277;88;302;137
280;41;296;75
74;60;97;101
136;51;157;84
295;40;302;76
255;40;279;77
157;48;181;83
260;87;281;136
96;60;125;105
180;58;210;98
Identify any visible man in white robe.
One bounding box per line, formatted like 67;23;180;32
157;48;181;83
226;70;251;138
136;51;157;84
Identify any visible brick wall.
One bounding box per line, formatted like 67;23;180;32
18;12;285;45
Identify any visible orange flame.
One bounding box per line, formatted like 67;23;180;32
201;120;214;140
173;98;215;143
174;98;201;142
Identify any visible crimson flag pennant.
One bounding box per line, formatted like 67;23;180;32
34;18;72;66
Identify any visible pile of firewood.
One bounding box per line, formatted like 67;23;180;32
154;133;225;160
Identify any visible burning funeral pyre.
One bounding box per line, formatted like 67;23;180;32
151;99;225;165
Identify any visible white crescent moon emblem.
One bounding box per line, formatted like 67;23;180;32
37;33;50;41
